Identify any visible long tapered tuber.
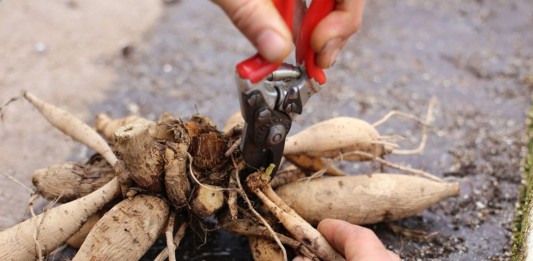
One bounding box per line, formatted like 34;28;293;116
23;91;118;166
284;117;393;161
0;92;122;260
0;178;121;260
73;195;169;260
276;174;459;225
1;95;453;261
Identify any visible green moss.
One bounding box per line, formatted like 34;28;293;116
511;108;533;260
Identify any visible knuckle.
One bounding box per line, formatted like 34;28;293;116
228;0;260;32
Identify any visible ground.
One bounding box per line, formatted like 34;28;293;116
1;0;532;260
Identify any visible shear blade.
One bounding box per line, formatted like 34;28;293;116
240;91;291;177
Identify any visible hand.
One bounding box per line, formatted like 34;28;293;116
294;219;400;261
212;0;365;68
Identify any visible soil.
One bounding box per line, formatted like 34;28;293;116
1;0;533;260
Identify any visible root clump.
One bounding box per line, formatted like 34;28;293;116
0;93;458;261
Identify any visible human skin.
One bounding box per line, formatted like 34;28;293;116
294;219;400;261
210;2;392;259
211;0;365;68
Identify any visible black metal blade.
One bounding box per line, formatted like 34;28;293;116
239;90;291;177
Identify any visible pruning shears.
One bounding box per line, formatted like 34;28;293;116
236;0;335;176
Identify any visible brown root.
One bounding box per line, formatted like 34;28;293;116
32;155;114;202
270;166;308;189
164;143;191;208
114;121;165;192
187;125;228;170
227;173;239;220
284;154;345;176
0;94;23;122
0;170;33;193
73;195;169;261
221;218;318;260
4;92;450;261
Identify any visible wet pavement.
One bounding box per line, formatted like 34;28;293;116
3;0;533;260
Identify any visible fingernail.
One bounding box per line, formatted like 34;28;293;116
321;37;343;68
329;48;340;67
256;29;289;62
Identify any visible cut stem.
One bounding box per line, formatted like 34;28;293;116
233;161;288;261
255;184;344;261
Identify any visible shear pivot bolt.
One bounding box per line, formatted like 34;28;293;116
268;124;286;145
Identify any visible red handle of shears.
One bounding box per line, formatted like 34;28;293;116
236;0;335;84
296;0;335;84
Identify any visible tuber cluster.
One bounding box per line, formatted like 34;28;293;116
0;93;459;261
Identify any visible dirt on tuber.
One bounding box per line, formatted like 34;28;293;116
32;155;114;202
73;195;169;260
275;174;459;225
284;117;394;161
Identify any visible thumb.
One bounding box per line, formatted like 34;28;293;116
318;219;399;261
212;0;292;62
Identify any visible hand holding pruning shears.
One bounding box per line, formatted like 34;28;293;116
230;0;346;176
213;0;365;175
212;0;365;68
211;2;400;261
